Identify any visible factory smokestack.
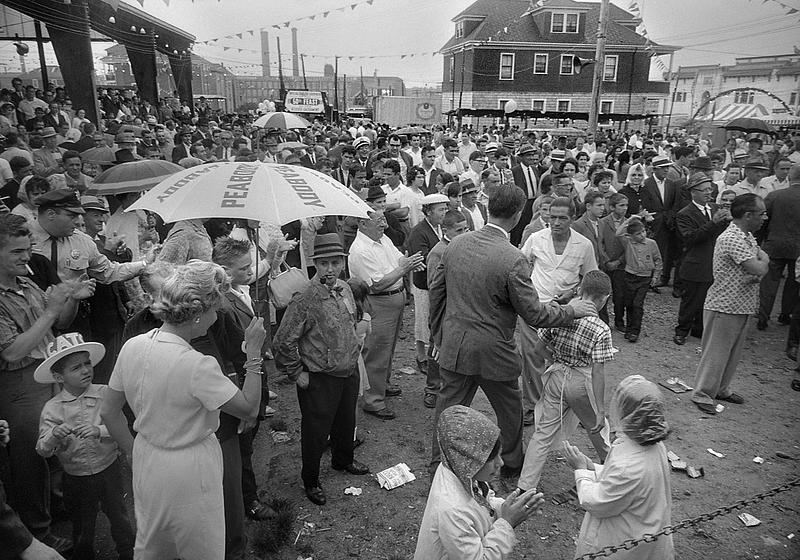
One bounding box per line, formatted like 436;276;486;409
291;27;299;78
261;30;270;77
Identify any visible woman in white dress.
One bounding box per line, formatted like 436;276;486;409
101;261;266;560
564;375;674;560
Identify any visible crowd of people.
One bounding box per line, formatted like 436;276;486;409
0;81;799;560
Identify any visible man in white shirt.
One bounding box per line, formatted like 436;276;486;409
517;197;598;425
403;134;423;167
459;150;486;189
732;160;772;198
16;86;48;122
348;210;425;420
760;157;791;193
434;138;465;176
381;159;414;240
457;131;477;167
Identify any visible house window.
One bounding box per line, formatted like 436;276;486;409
551;12;579;33
534;53;549;74
603;55;618;82
449;56;455;82
703;76;712;85
791;92;798;105
532;99;546;112
557;99;571;112
498;99;511;110
455;22;464;38
734;91;755;104
672;91;687;102
600;100;614;113
499;53;515;80
560;55;574;75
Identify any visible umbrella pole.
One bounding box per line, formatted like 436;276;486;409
254;224;260;318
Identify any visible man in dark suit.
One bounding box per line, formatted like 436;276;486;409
331;145;356;189
366;134;413;183
420;145;440;195
171;127;193;163
509;144;541;246
673;174;730;345
428;184;595;481
406;194;447;378
642;156;681;288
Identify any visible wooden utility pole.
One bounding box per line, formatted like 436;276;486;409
587;0;609;136
276;37;286;106
300;54;308;90
333;56;339;116
33;20;48;90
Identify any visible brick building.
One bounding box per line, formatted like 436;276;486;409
440;0;674;119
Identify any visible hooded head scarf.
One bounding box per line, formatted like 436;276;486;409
612;375;670;446
437;405;501;512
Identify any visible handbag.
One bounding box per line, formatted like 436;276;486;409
268;264;309;309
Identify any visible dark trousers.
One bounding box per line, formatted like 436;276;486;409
297;371;358;488
759;257;798;324
62;458;134;560
0;364;54;538
676;280;712;337
608;268;626;328
91;328;123;385
220;435;245;560
239;420;260;506
624;273;651;336
788;297;800;350
425;335;441;397
431;368;524;473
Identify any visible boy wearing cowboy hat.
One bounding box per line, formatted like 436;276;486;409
35;333;134;560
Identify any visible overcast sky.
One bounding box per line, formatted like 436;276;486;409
0;0;797;86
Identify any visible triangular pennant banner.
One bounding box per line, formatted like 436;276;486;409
249;30;254;36
106;0;120;11
789;7;798;13
136;0;144;5
351;3;358;9
236;33;243;38
284;21;290;27
272;25;281;30
323;11;330;17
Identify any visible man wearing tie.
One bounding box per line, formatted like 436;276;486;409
510;145;540;246
420;146;440;195
405;194;449;382
215;131;236;161
642;156;680;289
673;174;731;345
332;146;356;189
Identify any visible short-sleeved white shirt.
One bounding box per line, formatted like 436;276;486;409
348;231;403;291
704;222;760;315
521;229;598;304
109;329;238;448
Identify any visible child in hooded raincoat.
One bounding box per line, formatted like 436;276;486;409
414;405;544;560
563;375;674;560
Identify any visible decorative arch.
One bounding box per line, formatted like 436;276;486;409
690;87;792;121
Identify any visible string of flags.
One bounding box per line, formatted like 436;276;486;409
194;0;379;45
627;1;668;74
195;42;440;61
755;0;799;15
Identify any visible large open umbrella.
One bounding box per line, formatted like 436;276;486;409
395;126;428;136
253;112;311;130
88;160;184;196
126;162;371;225
723;117;776;136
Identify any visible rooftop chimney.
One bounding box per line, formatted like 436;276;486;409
261;30;270;77
291;28;299;78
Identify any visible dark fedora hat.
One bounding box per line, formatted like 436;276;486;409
687;172;713;191
743;159;769;171
312;233;347;259
690;156;713;170
366;185;386;202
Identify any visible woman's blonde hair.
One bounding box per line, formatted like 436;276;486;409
151;260;230;324
625;163;646;186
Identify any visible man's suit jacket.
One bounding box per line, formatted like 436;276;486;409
642;176;679;235
406;219;441;290
462;203;487;232
676;203;726;283
423;167;441;195
509;163;540;246
331;167;351;188
598;214;626;271
429;225;574;381
171;143;190;164
571;214;604;267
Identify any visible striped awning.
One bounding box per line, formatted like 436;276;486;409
758;113;800;126
696;103;768;122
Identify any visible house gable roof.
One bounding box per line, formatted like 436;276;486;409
441;0;675;54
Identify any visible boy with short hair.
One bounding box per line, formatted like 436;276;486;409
615;216;663;342
517;270;614;493
35;333;134;560
599;193;629;331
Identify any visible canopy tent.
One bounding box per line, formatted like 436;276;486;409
695;103;768;122
758;113;800;128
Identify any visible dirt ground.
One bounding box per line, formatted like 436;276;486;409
82;285;799;559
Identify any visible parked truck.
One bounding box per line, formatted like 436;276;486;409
372;96;442;127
